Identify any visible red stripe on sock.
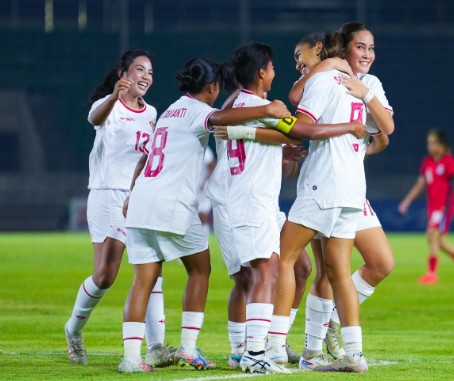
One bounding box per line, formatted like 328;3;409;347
123;337;144;341
246;318;271;323
82;282;101;299
181;326;201;331
268;331;287;336
151;291;163;294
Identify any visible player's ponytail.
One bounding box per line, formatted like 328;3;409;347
87;49;152;107
176;58;221;94
321;32;346;60
220;58;239;92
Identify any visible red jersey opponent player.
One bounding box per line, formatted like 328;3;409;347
399;129;454;284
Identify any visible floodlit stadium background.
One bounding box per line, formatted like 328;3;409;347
0;0;453;232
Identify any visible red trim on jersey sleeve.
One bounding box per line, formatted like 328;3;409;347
296;108;317;122
119;98;146;113
184;93;195;99
204;110;217;131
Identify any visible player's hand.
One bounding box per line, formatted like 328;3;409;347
398;201;409;215
349;120;366;138
267;100;291;119
342;75;368;99
113;72;134;100
327;58;354;77
213;126;228;140
283;144;307;162
122;197;129;218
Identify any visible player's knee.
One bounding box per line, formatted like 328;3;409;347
92;272;116;289
295;259;312;286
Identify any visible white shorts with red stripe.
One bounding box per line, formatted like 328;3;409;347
356;199;381;232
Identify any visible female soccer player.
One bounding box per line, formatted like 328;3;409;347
399;129;454;284
285;24;395;368
118;57;291;373
269;29;371;372
218;42;364;374
64;50;173;367
209;96;308;368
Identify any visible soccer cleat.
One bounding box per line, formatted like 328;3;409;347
145;343;176;367
174;345;216;370
418;273;438;285
315;353;368;372
227;353;243;368
324;322;346;359
118;357;155;373
240;351;292;374
285;343;301;364
65;325;87;365
299;349;331;371
266;344;288;364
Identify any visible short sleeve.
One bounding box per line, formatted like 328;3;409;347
190;103;217;136
296;72;331;122
87;95;110;127
446;156;454;176
367;76;393;115
420;157;428;176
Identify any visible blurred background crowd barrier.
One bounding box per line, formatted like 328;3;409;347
0;0;452;231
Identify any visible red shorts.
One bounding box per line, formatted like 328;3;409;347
427;206;454;234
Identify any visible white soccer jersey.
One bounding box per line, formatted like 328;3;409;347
226;90;283;226
198;145;215;192
360;74;393;135
206;138;229;205
126;95;216;234
88;95;157;190
296;70;367;210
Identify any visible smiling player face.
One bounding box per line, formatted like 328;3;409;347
294;43;321;75
345;31;376;76
124;56;153;97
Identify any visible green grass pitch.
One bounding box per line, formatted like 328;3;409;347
0;232;453;380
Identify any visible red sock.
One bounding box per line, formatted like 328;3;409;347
428;255;439;273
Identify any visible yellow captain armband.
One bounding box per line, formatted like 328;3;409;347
275;117;297;134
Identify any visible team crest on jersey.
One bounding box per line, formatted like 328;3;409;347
436;164;445;175
352;143;359;152
334;75;342;85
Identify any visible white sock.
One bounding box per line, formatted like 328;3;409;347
66;276;108;334
245;303;273;353
268;315;290;347
341;326;362;356
228;321;246;354
123;322;145;363
289;308;298;333
145;277;165;351
352;270;375;303
180;311;204;351
305;294;334;352
331;271;375;325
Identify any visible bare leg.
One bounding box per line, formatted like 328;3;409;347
92;238;125;288
292;249;312;309
180;249;211;312
354;227;394;287
323;238;358;327
274;221;316;316
229;267;253;321
124;262;162;321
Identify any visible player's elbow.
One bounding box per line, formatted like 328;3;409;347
382;119;395;135
288;91;301;107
